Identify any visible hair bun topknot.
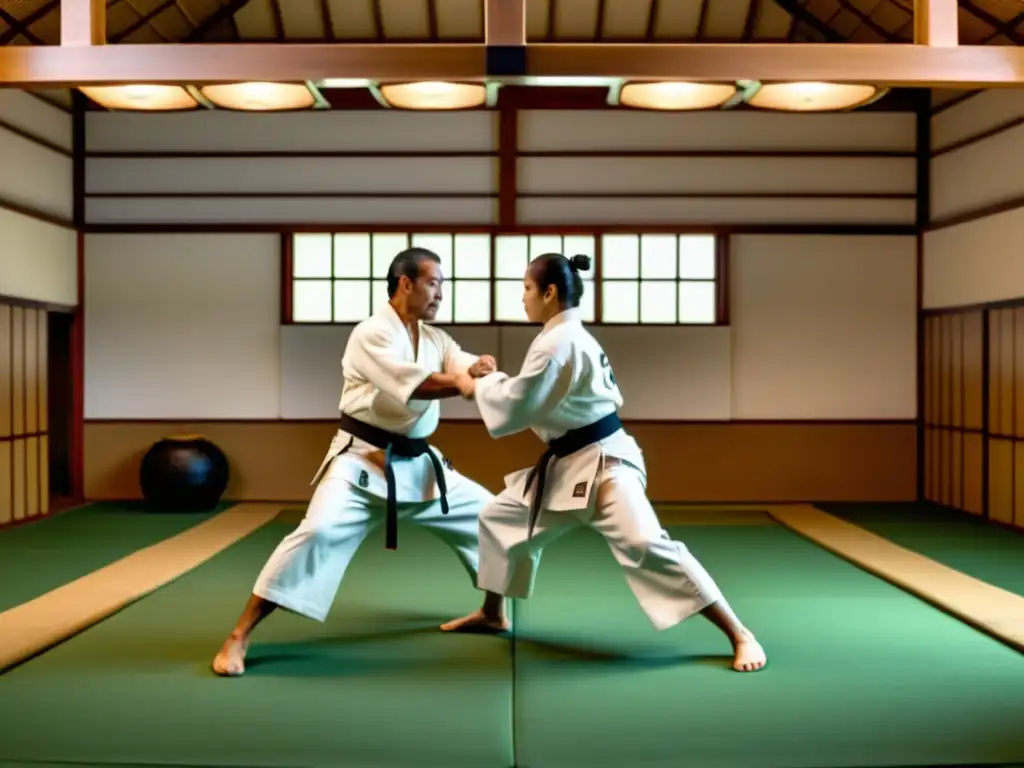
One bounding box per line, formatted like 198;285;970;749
569;254;592;272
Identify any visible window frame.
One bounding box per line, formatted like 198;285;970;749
281;228;729;327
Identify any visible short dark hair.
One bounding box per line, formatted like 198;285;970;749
386;247;441;298
529;253;591;309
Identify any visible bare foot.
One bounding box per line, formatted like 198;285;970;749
439;609;510;634
732;632;767;672
211;635;248;676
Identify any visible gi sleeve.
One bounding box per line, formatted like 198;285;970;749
441;336;479;376
474;348;571;438
350;324;434;404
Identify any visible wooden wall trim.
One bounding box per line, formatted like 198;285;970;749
0;196;74;230
82;420;917;503
927;193;1024;232
931;114;1024;158
0;115;72;158
916;89;930;501
0;295;74;313
924;297;1024;315
83;149;917;159
83;191;914;201
84;223;920;235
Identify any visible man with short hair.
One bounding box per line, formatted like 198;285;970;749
212;247;507;677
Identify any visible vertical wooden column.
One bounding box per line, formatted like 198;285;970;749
914;0;959;45
485;0;526;45
61;0;106;46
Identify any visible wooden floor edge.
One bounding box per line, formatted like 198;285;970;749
768;504;1024;655
0;502;283;674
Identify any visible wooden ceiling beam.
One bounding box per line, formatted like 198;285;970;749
523;43;1024;87
0;44;487;86
1;39;1023;88
61;0;106;46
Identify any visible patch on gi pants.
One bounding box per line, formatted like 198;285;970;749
358;470;369;488
572;482;588;498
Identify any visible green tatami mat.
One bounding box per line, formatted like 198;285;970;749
0;521;512;768
0;502;230;613
511;522;1024;768
817;502;1024;598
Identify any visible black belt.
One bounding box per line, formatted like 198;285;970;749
338;413;449;551
523;412;622;539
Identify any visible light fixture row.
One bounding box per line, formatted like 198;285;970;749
79;79;885;113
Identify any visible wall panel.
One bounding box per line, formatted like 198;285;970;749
85;196;498;226
0;90;73;223
0;90;73;153
86;157;497;195
0;90;76;309
0;303;51;526
84;111;499;226
518;111;915;152
83;419;916;504
517;156;914;195
85;111;498;153
83;234;281;419
517;197;915;226
931;89;1024;153
730;234;917;419
932;122;1024;222
924;305;1024;530
516;110;915;227
923;206;1024;309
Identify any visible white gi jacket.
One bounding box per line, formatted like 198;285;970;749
312;303;478;501
474;308;646;511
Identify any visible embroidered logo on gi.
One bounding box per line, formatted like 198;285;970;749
443;456;453;470
572;482;588;498
358;470;369;488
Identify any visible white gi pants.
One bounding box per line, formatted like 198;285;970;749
477;458;723;631
252;470;493;622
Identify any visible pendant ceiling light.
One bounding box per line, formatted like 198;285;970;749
748;82;884;111
377;81;488;110
79;85;198;111
619;81;737;110
199;82;317;111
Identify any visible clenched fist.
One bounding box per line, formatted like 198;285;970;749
468;355;497;378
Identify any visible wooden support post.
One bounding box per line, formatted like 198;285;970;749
485;0;526;46
915;0;959;46
61;0;106;46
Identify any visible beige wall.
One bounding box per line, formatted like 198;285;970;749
81;105;919;504
0;90;76;307
926;89;1024;309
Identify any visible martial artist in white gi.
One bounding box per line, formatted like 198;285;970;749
212;247;506;677
441;253;767;672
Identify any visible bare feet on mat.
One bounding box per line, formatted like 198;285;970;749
439;609;510;634
732;631;767;672
211;635;249;676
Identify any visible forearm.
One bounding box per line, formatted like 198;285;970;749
409;372;462;400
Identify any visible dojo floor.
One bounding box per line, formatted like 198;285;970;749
1;504;1024;768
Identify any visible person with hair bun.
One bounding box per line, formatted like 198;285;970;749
441;252;766;673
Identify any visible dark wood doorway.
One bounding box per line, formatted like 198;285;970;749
48;310;73;501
